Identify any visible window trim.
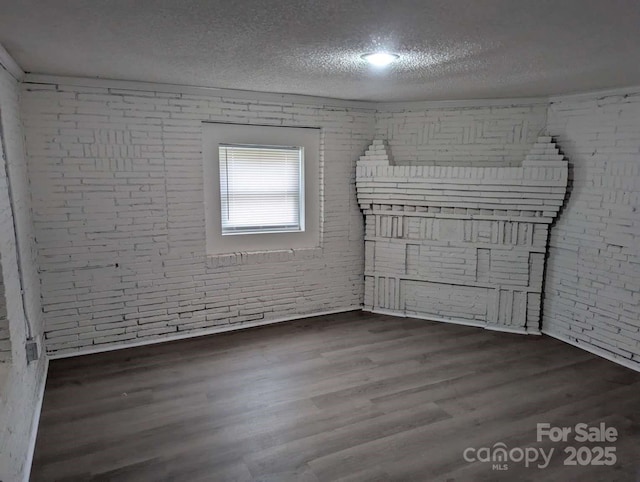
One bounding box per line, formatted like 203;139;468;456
203;123;321;256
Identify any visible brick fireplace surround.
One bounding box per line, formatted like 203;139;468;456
356;137;568;334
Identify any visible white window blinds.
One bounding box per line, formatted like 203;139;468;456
219;144;304;234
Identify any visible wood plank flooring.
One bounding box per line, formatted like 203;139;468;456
31;312;640;481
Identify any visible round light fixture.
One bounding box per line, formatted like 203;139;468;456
361;52;399;67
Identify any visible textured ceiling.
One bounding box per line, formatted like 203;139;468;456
1;0;639;102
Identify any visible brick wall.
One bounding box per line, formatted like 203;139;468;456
19;77;640;373
0;254;9;361
373;93;640;368
543;90;640;369
22;81;374;355
375;102;548;166
0;63;47;482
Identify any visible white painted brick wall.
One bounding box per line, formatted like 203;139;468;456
14;70;640;392
0;254;9;361
544;91;640;368
22;81;375;355
375;103;548;166
0;65;47;482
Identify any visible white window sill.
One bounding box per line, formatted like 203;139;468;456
206;246;322;268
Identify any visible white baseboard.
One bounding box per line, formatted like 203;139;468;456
23;357;49;482
49;306;363;360
486;324;541;336
368;308;539;335
542;329;640;373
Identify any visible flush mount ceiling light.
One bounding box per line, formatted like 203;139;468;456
361;52;400;67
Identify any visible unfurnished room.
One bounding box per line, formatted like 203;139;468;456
0;1;639;481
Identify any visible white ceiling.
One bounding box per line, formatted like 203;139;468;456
1;0;639;102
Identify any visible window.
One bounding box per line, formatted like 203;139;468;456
203;123;320;255
219;144;304;235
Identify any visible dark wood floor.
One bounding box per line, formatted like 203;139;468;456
32;312;640;481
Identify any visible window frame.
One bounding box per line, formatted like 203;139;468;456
203;123;320;256
218;143;305;235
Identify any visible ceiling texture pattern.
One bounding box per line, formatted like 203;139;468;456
0;0;638;101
